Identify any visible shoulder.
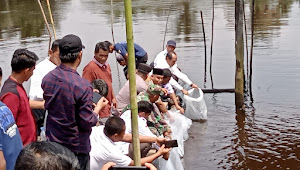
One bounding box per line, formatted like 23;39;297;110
0;78;19;98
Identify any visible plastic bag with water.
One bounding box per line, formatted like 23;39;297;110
183;88;208;120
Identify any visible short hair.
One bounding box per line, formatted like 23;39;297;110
116;53;125;62
51;39;60;52
91;79;109;97
15;141;80;170
138;101;154;114
163;69;172;77
95;42;110;53
60;52;80;63
104;116;125;137
104;41;113;48
0;67;2;77
11;49;39;73
166;51;176;60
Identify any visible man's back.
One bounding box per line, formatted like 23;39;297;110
0;77;36;145
42;64;97;154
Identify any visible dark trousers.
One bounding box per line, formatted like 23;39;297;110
128;143;152;159
124;53;148;79
75;153;89;170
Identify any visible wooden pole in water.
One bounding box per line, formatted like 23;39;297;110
124;0;141;166
200;11;207;86
37;0;52;51
235;0;245;110
210;0;215;89
249;0;255;102
46;0;57;40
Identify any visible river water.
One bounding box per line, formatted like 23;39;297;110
0;0;299;169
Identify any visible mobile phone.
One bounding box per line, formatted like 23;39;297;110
161;140;178;148
108;166;150;170
93;92;102;104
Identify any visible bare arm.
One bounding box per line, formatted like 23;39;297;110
169;93;184;114
0;151;6;170
29;100;45;109
129;145;171;166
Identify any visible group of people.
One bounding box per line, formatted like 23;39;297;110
0;34;198;170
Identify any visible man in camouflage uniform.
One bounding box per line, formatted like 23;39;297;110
122;83;171;138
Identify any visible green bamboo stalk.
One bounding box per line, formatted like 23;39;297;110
123;0;141;166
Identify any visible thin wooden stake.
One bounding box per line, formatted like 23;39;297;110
249;0;255;102
210;0;215;89
46;0;57;40
37;0;52;51
242;0;249;83
200;11;207;86
110;0;122;90
162;3;173;50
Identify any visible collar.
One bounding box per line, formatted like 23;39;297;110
59;64;80;76
93;58;108;68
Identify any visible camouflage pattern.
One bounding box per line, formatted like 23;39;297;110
121;90;170;136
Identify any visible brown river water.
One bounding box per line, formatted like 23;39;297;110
0;0;299;169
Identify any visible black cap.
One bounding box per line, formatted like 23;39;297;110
153;68;164;75
137;63;152;74
167;40;176;47
59;34;85;54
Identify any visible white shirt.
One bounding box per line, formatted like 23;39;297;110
153;50;193;90
29;57;56;100
90;126;132;170
115;110;156;154
162;82;174;94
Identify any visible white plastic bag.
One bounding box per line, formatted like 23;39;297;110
153;148;184;170
164;110;192;157
183;88;207;120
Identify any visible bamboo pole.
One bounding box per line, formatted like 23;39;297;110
200;11;207;86
37;0;52;51
46;0;57;40
235;0;245;111
124;0;141;166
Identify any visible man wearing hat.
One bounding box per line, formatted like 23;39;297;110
154;40;198;95
42;34;108;170
116;63;152;113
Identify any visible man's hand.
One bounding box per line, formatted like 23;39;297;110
163;131;172;140
145;163;157;170
156;136;166;144
101;162;116;170
161;88;168;96
176;106;185;114
157;144;172;155
181;89;188;95
112;98;117;108
94;97;109;114
191;83;198;88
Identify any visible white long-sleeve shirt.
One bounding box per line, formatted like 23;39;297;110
153;50;193;90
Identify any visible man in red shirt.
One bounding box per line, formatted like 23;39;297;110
0;49;39;146
83;42;117;123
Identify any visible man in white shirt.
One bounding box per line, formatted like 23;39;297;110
29;40;61;131
90;117;171;170
153;40;198;95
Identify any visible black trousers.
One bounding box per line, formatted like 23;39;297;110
124;53;148;79
75;153;89;170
